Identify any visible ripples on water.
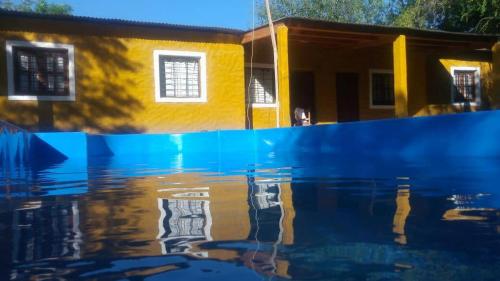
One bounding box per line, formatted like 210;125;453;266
1;154;500;280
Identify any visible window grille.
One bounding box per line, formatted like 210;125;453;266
13;47;69;97
246;68;275;104
453;70;476;103
371;72;394;107
159;56;201;98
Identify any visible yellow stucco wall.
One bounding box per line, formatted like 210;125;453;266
243;25;291;129
393;35;409;117
0;23;245;133
247;37;497;124
415;57;494;116
493;42;500;106
288;43;396;123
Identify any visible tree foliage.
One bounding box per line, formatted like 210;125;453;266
258;0;500;33
392;0;499;33
0;0;72;15
257;0;388;25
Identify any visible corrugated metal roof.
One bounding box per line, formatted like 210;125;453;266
0;9;244;35
1;9;497;42
250;17;499;42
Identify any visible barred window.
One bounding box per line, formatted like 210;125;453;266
14;48;69;95
154;50;207;103
160;56;200;98
7;41;75;101
453;69;478;103
246;68;275;105
370;70;394;107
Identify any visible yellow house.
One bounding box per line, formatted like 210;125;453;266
244;18;500;128
0;10;498;133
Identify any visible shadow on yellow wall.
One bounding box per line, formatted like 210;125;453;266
0;33;145;133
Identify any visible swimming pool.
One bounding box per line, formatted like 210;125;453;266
1;112;500;280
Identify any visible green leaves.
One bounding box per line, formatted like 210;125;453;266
0;0;72;15
258;0;387;25
258;0;500;33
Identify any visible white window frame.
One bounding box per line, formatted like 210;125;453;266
245;63;277;108
153;50;207;103
6;40;76;101
369;69;395;109
450;66;481;106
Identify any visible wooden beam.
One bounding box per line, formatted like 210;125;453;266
242;23;286;44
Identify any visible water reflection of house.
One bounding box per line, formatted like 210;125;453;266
154;174;295;278
78;173;295;278
157;197;212;257
11;200;82;263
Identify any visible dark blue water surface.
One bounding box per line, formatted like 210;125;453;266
1;153;500;281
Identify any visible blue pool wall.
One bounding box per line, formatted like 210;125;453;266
4;110;500;198
32;110;500;160
2;110;500;169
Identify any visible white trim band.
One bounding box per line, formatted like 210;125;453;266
153;49;207;103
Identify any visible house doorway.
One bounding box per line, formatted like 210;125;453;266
290;71;316;125
336;73;360;122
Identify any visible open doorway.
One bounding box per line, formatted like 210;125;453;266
290;71;316;125
336;73;360;122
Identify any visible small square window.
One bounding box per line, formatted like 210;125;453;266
451;67;480;105
6;41;76;101
245;67;276;106
370;70;394;108
154;50;207;103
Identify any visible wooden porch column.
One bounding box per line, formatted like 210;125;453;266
277;25;291;127
393;35;409;117
493;42;500;108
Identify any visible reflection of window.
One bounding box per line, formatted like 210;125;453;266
253;183;280;210
12;201;81;263
6;41;76;101
157;199;212;255
370;70;394;108
452;67;480;104
248;181;282;242
154;50;207;103
246;67;276;106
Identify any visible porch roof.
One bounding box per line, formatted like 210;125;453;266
243;17;499;50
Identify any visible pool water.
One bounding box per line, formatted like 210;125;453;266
1;153;500;280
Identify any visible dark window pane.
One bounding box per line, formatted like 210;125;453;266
13;46;70;97
371;72;394;106
453;70;476;103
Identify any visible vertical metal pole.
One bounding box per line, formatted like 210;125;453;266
264;0;281;128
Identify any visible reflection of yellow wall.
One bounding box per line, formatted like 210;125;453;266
81;172;296;269
393;189;411;245
281;182;295;245
0;19;245;133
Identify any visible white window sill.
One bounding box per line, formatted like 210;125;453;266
452;102;480;107
156;97;207;103
252;103;277;108
8;95;75;101
369;105;394;109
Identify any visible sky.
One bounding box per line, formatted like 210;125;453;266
48;0;257;30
